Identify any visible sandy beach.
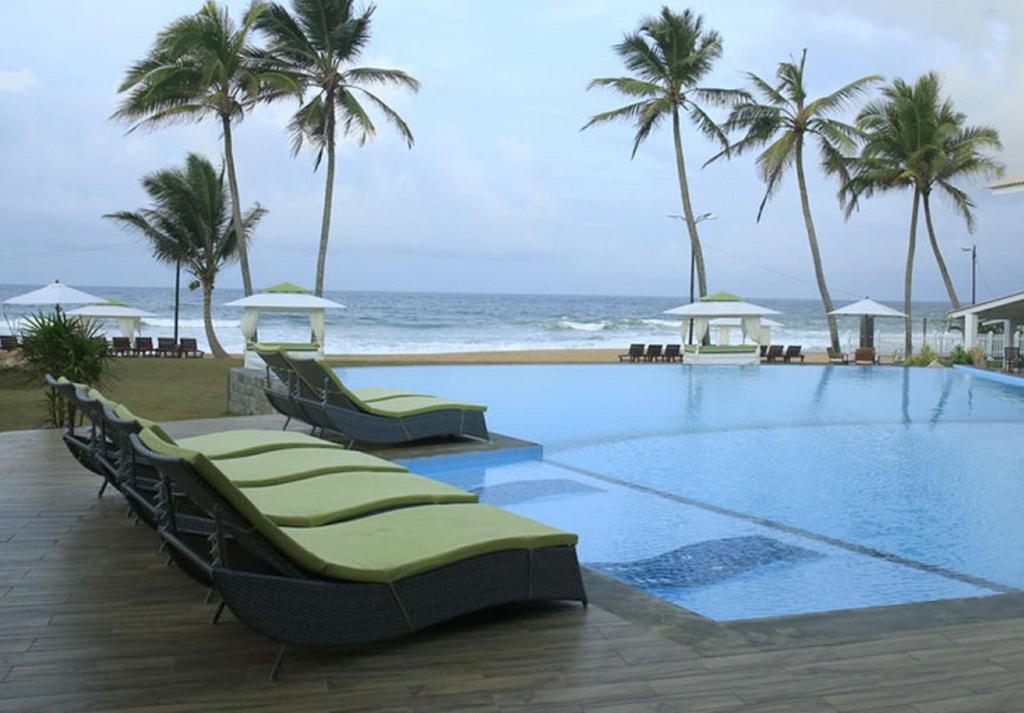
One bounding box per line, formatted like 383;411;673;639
324;348;831;365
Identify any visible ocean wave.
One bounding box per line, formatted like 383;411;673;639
143;317;240;328
556;318;608;332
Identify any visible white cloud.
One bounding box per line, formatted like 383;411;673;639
0;69;37;93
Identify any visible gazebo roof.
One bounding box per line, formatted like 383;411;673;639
2;281;105;306
223;292;346;312
264;281;310;294
663;292;780;318
66;304;156;319
829;298;906;318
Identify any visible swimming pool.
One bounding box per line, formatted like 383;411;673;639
338;364;1024;621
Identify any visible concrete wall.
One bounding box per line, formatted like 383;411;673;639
227;367;275;415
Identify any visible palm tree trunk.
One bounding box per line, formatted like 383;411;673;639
314;93;337;297
921;191;960;310
904;189;921;357
221;115;254;296
793;139;840;352
202;281;228;359
671;106;707;297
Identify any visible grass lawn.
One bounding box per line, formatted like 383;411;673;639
0;357;242;432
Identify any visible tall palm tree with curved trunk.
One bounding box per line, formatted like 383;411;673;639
112;1;297;296
583;7;743;298
709;50;880;352
256;0;419;296
842;74;1002;354
104;154;266;359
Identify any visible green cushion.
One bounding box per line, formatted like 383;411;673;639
241;472;477;527
86;388;117;407
176;430;343;459
253;342;318;352
281;504;578;583
136;429;576;584
216;448;407;486
352;387;425;402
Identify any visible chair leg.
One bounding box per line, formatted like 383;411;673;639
269;646;288;681
97;479;109;498
282;416;291;431
211;600;226;625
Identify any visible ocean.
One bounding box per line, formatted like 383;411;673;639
0;284;959;355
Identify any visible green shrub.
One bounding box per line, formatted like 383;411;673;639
905;345;938;367
949;345;973;365
19;310;110;427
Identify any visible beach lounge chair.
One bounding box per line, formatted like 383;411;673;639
134;336;155;357
759;345;768;360
252;347;316;428
179;337;204;358
618;344;644;363
285;354;489;445
1003;347;1020;373
131;428;586;678
827;347;849;364
854;347;877;365
0;335;17;351
643;344;663;362
662;344;682;363
155;337;177;357
783;345;804;364
765;345;784;362
110;336;132;356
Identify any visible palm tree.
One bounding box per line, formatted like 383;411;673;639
112;1;297;296
256;0;419;296
709;50;879;352
104;154;266;359
583;7;743;297
842;74;1002;354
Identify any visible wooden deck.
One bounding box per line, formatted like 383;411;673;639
2;418;1024;712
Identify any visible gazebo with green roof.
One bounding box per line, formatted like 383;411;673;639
223;283;347;368
662;292;781;365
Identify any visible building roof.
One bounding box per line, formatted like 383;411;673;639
988;171;1024;195
948;290;1024;322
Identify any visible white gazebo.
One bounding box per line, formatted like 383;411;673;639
709;317;783;347
663;292;781;365
66;303;156;338
829;298;906;348
223;282;346;368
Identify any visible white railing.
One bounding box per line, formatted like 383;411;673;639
857;332;1007;359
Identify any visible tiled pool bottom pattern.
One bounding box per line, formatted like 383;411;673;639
348;364;1024;621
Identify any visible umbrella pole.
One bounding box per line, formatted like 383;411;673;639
173;260;181;343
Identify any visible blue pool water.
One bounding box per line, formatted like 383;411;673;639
339;364;1024;621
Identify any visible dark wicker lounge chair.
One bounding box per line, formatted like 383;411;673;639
618;343;644;362
286;354;490;445
253;347;312;429
854;347;877;365
643;344;663;362
1003;347;1020;374
134;337;155;357
0;335;17;351
156;337;178;357
132;428;586;679
179;338;204;358
827;347;849;364
783;345;804;364
662;344;682;362
765;345;784;362
110;337;133;356
759;345;768;360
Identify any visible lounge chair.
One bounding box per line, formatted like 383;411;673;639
179;338;204;358
854;347;877;365
765;345;784;362
0;335;17;351
618;343;644;363
156;337;178;357
110;336;133;356
132;428;586;678
783;345;804;364
134;336;155;357
662;344;682;363
827;347;849;364
284;353;489;445
643;344;663;362
759;345;768;361
1004;347;1020;374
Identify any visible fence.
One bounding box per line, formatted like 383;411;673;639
862;332;1007;360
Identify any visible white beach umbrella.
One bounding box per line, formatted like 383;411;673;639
829;298;906;319
2;281;106;307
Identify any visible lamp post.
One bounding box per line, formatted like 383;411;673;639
961;245;977;305
667;212;716;343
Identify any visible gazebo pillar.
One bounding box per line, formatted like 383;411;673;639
963;313;979;349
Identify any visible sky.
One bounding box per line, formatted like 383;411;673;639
0;0;1021;302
